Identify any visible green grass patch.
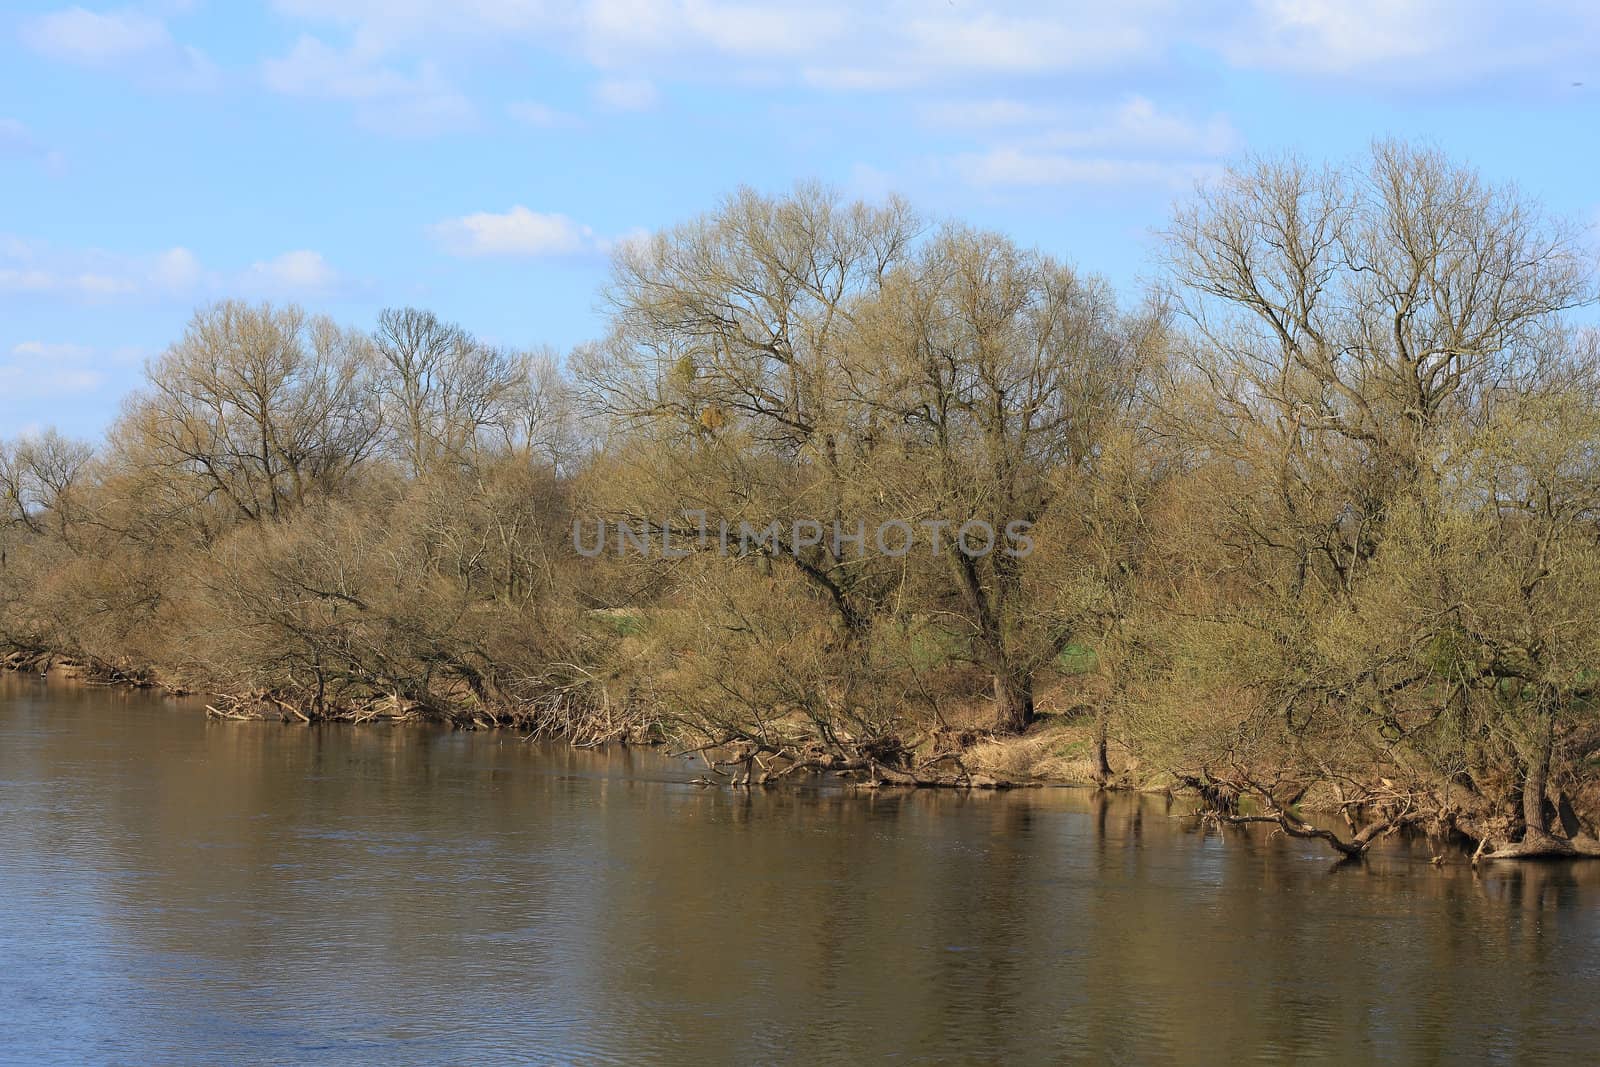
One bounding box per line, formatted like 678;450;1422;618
1055;644;1098;674
587;608;648;637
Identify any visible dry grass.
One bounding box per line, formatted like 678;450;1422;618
962;713;1111;785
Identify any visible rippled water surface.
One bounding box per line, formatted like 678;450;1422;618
3;675;1600;1064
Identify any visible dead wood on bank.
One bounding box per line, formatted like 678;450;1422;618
672;728;1023;789
1176;769;1600;863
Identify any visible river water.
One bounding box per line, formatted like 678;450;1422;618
2;675;1599;1064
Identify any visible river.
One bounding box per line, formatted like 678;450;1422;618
2;674;1598;1064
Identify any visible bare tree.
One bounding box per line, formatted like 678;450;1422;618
120;301;381;522
373;306;530;475
0;429;94;541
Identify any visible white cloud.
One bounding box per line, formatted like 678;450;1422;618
592;77;659;112
0;340;145;410
919;99;1057;130
1040;97;1237;156
268;0;556;50
677;0;840;56
270;0;841;64
940;96;1236;191
429;207;602;257
263;35;474;134
0;265;136;296
1216;0;1600;83
10;341;95;361
902;11;1153;75
21;6;218;90
926;96;1235;152
1228;0;1453;76
272;2;1162;82
506;100;584;129
0;364;105;396
245;250;340;291
0;337;108;398
956;148;1217;189
0;268;52;293
260;0;1600;116
23;6;169;63
1;117;64;172
0;238;344;299
149;247;203;291
577;0;841;63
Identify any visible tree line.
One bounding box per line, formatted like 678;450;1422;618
4;140;1599;859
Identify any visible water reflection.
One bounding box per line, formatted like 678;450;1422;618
2;674;1598;1064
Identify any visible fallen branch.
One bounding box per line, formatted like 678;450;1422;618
1209;809;1405;858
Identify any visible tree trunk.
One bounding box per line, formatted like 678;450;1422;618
1523;710;1555;842
994;670;1034;734
1092;708;1112;786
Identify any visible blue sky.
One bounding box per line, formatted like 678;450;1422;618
2;0;1597;439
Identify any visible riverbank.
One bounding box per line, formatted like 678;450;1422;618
12;648;1600;864
0;646;1126;791
2;646;658;743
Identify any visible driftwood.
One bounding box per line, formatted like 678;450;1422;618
671;731;1014;790
1207;808;1407;858
205;703;253;721
1180;771;1415;859
1179;766;1600;863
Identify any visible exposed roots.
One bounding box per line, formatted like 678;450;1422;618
200;686;663;747
1474;831;1600;862
673;728;1015;789
1177;766;1600;863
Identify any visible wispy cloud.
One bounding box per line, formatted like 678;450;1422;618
1224;0;1474;79
0;265;137;296
0;238;196;298
260;0;1600;125
20;5;218;91
507;100;584;129
954;150;1218;189
0;237;347;300
10;341;95;361
940;96;1237;190
0;364;106;396
899;11;1155;77
1040;97;1237;156
0;118;66;173
918;99;1059;130
924;96;1237;154
592;78;660;112
262;35;474;135
0;339;119;397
